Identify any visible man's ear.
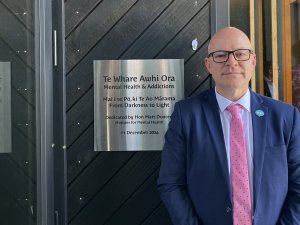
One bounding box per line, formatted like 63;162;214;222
252;54;257;66
205;57;212;73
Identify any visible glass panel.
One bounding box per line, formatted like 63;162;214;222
0;1;37;224
262;0;276;99
291;1;300;110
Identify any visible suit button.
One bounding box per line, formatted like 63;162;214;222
226;207;231;213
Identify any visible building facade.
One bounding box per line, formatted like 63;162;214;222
0;0;299;224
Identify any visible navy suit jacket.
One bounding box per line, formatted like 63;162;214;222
157;88;300;225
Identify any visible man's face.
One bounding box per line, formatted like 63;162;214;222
205;29;256;93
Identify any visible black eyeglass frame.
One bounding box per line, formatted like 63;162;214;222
207;49;254;63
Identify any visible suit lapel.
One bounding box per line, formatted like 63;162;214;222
250;92;268;212
202;90;231;198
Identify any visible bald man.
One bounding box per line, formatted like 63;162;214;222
157;27;300;225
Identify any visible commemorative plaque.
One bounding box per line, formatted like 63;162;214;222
0;62;11;153
94;59;184;151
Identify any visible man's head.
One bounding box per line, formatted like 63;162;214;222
205;27;256;100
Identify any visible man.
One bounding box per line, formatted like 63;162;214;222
263;61;274;98
157;27;300;225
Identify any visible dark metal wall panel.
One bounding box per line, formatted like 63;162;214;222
1;0;34;32
0;23;35;106
66;87;93;146
0;156;36;222
102;170;161;225
66;0;138;71
69;152;161;225
156;4;210;60
0;0;36;224
65;0;103;36
12;89;36;141
11;126;36;180
0;3;35;69
185;42;210;96
67;125;96;182
121;1;209;59
0;185;35;225
68;152;135;219
140;204;173;225
66;0;212;224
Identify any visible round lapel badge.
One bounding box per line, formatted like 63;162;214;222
255;109;265;117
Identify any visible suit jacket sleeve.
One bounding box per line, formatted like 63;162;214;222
277;107;300;224
157;102;202;225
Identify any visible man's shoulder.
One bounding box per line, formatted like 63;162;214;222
251;91;297;114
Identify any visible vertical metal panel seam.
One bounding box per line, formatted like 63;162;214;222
36;0;54;224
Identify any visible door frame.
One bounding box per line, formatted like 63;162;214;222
36;0;67;224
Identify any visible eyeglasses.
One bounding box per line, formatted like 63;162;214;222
207;49;254;63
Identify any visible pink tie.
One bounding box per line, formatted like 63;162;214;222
227;104;252;225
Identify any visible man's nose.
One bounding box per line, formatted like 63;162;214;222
226;53;238;65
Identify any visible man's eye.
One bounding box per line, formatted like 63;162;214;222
214;53;227;58
235;52;245;57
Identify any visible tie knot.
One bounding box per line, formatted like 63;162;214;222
227;104;242;116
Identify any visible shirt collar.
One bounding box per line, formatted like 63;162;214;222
215;87;251;112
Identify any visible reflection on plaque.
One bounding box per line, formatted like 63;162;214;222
0;62;11;153
94;59;184;151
